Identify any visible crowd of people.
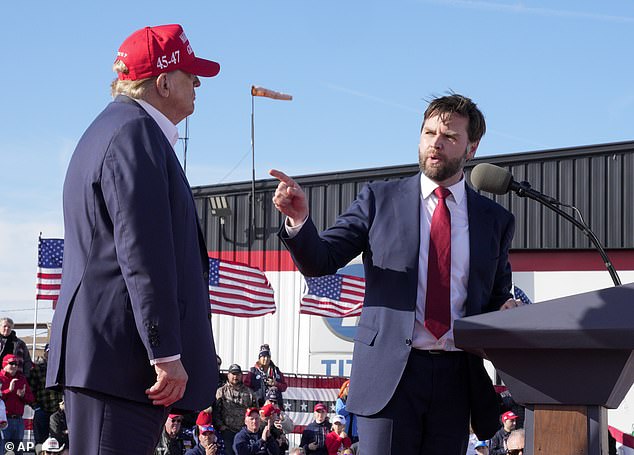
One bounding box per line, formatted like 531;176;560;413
0;316;530;455
0;317;68;454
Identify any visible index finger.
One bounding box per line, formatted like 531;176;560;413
269;169;296;187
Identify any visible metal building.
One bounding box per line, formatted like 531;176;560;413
193;139;634;255
193;139;634;431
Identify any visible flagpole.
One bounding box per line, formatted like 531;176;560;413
251;93;256;244
249;86;293;245
33;233;41;356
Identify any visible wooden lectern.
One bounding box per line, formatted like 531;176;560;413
454;283;634;455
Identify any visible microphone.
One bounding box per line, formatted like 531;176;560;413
470;163;621;286
470;163;557;204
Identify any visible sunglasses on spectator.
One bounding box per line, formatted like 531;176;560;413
7;362;17;366
507;450;523;455
170;418;184;423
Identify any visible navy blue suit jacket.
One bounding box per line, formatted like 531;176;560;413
47;96;217;411
281;173;514;420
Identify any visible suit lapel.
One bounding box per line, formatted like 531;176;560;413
466;186;493;316
396;173;422;274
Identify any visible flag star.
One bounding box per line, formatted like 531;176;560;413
330;403;336;412
300;403;308;411
284;402;292;411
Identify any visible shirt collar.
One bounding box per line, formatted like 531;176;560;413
420;171;467;205
134;98;180;148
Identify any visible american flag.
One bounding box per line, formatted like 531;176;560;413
283;374;348;433
208;257;277;317
36;238;64;309
301;274;365;318
513;284;533;305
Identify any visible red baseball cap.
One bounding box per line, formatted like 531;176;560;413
314;403;327;412
2;354;17;368
196;411;213;426
245;407;259;417
260;403;281;417
115;24;220;81
501;411;518;422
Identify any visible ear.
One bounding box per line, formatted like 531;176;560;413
155;73;170;98
466;140;479;160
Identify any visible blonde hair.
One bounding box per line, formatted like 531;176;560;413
110;60;157;99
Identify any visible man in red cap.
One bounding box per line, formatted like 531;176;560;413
490;411;519;455
233;408;279;455
300;403;330;454
0;354;34;450
46;23;221;454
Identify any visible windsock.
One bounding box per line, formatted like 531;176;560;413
251;85;293;100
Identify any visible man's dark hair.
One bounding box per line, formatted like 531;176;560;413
422;93;486;143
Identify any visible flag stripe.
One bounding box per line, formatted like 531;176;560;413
209;256;276;316
300;273;365;318
36;238;64;309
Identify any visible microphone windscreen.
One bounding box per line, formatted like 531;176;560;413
470;163;512;195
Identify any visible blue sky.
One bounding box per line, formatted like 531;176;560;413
2;1;634;321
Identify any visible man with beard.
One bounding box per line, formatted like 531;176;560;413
214;364;258;455
269;93;521;455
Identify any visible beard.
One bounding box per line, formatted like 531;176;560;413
418;147;469;183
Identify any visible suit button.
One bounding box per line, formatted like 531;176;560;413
405;338;412;346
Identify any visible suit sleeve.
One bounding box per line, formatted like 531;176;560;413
100;118;181;360
280;184;374;277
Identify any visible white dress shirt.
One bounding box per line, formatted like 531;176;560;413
285;172;471;351
412;172;470;350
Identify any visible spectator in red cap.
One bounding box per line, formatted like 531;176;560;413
233;408;280;454
325;415;351;455
154;413;195;454
186;424;225;455
490;411;519;455
45;23;221;454
300;403;330;454
259;404;288;452
0;317;33;379
0;353;34;450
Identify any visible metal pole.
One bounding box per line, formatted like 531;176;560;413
33;234;41;356
183;117;189;175
251;94;256;243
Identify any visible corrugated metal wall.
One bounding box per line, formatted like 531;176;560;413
193;140;634;253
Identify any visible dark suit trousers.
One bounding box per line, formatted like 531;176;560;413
357;350;470;455
65;387;170;454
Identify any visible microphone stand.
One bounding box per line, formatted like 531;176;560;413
513;181;621;286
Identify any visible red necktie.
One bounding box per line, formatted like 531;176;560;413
425;187;452;339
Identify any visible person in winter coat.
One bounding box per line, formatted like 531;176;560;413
0;354;35;449
233;408;279;455
244;344;287;407
185;425;226;455
300;403;330;455
0;318;33;378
